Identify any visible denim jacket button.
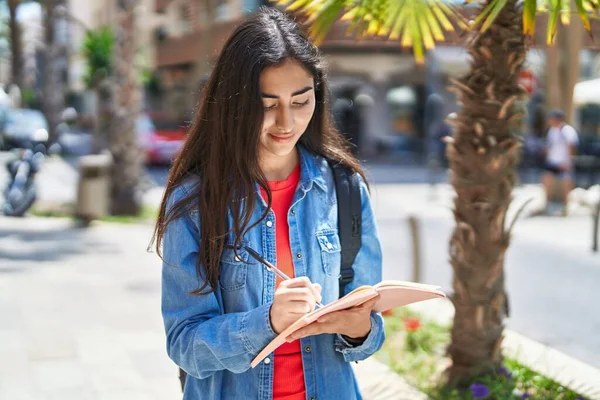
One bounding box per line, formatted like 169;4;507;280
290;209;295;215
326;243;333;250
304;345;311;352
296;253;302;259
266;221;273;228
264;357;271;364
309;397;315;400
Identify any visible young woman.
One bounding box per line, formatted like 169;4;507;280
153;7;384;399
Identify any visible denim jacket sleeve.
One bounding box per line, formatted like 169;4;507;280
334;175;386;361
161;185;277;379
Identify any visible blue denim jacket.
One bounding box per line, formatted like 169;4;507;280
161;145;385;400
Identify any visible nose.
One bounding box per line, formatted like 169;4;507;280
276;106;294;133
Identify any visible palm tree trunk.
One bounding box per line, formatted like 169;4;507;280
41;0;66;145
93;78;113;154
110;0;142;215
445;0;527;385
8;0;24;90
546;11;583;124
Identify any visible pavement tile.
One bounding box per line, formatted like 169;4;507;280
88;364;147;393
30;358;90;391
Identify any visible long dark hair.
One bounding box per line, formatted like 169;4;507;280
152;6;367;295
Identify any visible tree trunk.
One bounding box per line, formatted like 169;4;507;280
545;1;584;124
192;0;215;101
41;0;66;145
8;0;24;90
93;79;114;154
546;41;560;111
444;0;527;385
110;0;142;215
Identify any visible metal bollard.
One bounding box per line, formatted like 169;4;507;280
408;215;422;283
593;201;600;253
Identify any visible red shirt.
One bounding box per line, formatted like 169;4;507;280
260;163;305;400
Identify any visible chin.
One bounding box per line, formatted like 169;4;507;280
265;143;298;157
262;134;301;157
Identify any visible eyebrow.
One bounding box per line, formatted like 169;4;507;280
261;86;313;99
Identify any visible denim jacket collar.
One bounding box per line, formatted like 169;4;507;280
254;144;327;207
297;144;327;193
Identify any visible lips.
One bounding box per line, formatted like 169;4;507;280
269;133;295;143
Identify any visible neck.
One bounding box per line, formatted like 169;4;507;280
259;147;299;181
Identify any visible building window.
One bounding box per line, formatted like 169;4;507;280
382;86;420;158
180;5;191;34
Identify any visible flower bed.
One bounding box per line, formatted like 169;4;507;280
377;309;588;400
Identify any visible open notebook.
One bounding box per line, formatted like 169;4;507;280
251;280;446;368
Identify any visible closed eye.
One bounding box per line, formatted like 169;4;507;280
293;100;309;107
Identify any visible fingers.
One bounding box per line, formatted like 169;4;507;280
312;283;322;303
316;296;379;323
357;295;379;311
279;287;317;303
286;300;315;314
280;276;312;288
279;277;322;304
275;288;318;315
287;321;331;341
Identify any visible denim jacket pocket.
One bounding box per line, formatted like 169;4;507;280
219;245;249;291
316;229;341;277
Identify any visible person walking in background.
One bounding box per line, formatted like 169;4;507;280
151;7;384;400
541;109;579;215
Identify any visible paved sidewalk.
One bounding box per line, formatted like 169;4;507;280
0;217;178;400
0;216;425;400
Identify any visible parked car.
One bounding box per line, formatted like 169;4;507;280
2;109;49;150
137;113;187;165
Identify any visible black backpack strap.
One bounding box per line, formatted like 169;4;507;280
329;161;362;298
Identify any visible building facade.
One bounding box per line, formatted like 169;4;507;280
153;1;600;158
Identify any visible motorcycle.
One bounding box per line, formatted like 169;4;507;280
3;143;60;217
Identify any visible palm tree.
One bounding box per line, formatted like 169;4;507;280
110;0;142;215
6;0;24;90
81;26;114;153
276;0;598;386
41;0;66;144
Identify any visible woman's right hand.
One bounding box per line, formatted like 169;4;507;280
269;277;322;334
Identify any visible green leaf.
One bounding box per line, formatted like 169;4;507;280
574;0;591;31
474;0;509;33
546;0;561;43
523;0;537;36
276;0;460;66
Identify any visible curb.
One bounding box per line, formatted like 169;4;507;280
408;298;600;400
353;357;429;400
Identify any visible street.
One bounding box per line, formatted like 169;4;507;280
1;152;600;372
374;208;600;369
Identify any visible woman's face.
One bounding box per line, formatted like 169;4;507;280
259;59;316;160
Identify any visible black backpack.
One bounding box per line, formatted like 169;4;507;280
178;162;362;391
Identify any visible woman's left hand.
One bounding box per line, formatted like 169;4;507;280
286;296;379;342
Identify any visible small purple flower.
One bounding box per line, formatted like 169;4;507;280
498;366;513;379
469;383;490;399
521;393;531;399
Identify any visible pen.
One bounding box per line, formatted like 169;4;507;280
244;246;325;308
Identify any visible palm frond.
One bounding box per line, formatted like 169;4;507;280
522;0;598;44
273;0;463;64
273;0;599;64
